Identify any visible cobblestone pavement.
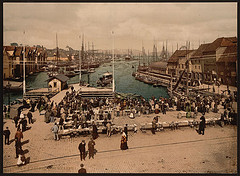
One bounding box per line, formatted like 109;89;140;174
3;109;237;173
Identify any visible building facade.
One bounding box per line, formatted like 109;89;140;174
167;50;195;76
216;45;237;86
3;45;47;80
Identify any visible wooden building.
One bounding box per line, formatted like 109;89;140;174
48;74;69;92
3;46;15;79
199;37;237;82
149;62;168;75
167;50;195;76
216;45;237;86
3;45;47;79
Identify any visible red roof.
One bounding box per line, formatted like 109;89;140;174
223;45;237;54
190;43;210;58
3;46;15;51
203;37;237;54
14;47;23;57
217;56;237;63
217;45;237;63
168;50;194;63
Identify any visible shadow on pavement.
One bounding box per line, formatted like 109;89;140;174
23;149;29;155
21;139;29;146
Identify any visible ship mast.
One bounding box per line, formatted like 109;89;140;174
56;33;59;66
112;31;115;92
79;35;81;85
23;31;26;95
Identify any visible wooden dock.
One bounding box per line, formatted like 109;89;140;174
23;88;58;99
79;86;114;99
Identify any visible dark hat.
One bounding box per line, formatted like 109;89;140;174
80;163;84;167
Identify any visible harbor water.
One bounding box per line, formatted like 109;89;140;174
3;60;169;105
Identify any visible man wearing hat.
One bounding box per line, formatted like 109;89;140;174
88;138;96;159
78;140;86;161
198;115;206;135
78;163;87;173
3;127;11;145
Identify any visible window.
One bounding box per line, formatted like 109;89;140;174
199;66;200;69
54;82;57;87
182;64;184;69
195;66;197;69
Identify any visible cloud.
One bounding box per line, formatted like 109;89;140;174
3;3;237;50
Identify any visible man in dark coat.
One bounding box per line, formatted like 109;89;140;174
21;118;28;132
59;117;64;130
30;100;36;112
88;138;96;159
27;111;33;124
151;120;157;134
78;140;86;161
199;116;206;135
124;124;128;141
3;127;11;145
13;115;19;128
92;122;98;140
78;164;87;173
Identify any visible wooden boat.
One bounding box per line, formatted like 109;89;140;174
97;72;113;87
88;68;95;73
3;81;24;92
65;71;78;78
125;55;132;60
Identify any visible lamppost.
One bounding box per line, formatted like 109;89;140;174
207;71;210;92
6;81;11;118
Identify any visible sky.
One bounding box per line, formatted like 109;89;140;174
3;3;237;52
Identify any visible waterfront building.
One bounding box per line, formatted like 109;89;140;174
167;49;195;76
3;46;15;79
3;45;48;79
25;46;37;74
198;37;237;83
148;62;167;75
216;44;237;86
13;46;24;78
48;74;69;92
189;43;210;81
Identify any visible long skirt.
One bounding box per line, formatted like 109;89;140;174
92;131;98;140
120;142;128;150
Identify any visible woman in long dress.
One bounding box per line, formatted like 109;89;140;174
17;150;26;166
120;132;128;150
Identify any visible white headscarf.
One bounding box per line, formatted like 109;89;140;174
20;112;24;119
122;132;126;137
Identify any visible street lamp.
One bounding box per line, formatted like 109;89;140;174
6;81;11;118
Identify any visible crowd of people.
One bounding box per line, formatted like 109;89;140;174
3;84;237;171
37;86;237;142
